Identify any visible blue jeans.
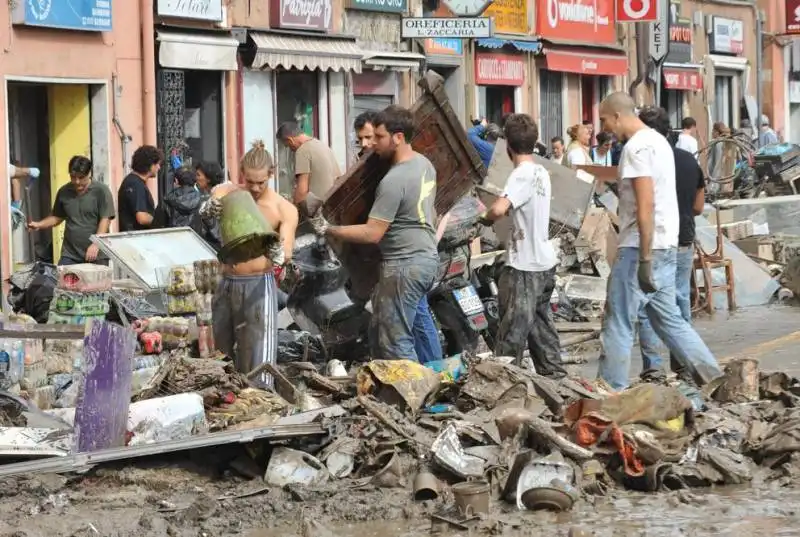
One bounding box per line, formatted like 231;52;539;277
640;245;695;373
597;247;721;390
413;297;443;364
369;256;440;362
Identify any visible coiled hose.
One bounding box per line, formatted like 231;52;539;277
695;134;759;197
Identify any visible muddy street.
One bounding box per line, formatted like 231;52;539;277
2;306;800;537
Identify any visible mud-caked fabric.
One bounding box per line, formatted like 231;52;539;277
369;256;439;362
598;246;721;390
212;272;278;388
495;266;566;378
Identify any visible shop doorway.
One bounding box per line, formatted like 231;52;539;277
275;70;320;196
156;69;224;197
580;75;595;125
5;79;110;269
478;86;514;125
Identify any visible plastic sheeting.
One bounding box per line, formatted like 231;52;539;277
694;215;779;308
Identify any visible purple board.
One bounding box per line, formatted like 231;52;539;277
73;321;136;453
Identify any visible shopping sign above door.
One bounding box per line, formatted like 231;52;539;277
271;0;333;32
786;0;800;36
616;0;657;22
536;0;616;46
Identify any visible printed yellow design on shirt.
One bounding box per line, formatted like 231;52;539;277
417;171;435;223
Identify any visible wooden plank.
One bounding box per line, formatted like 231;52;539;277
73;321;136;453
555;322;602;333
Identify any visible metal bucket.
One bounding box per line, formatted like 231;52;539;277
452;480;490;516
218;189;278;264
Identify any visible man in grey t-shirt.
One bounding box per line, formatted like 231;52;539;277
312;105;441;362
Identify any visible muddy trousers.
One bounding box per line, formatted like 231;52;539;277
370;256;439;362
598;247;721;390
212;273;279;388
495;266;566;378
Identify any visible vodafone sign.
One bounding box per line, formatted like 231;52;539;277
537;0;616;45
616;0;657;22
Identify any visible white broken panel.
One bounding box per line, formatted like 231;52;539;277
563;274;608;303
0;427;72;457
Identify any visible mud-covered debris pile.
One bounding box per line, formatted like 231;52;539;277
194;353;800;531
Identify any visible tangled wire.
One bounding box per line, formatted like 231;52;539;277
695;133;760;199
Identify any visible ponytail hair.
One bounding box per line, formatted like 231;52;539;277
241;139;274;171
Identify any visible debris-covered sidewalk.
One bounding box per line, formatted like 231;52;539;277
5;340;800;536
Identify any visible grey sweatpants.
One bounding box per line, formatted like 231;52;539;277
212;272;278;388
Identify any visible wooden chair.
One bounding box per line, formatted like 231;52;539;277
692;205;736;314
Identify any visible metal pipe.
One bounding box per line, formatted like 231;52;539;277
141;0;157;146
629;22;649;97
112;75;132;177
755;11;763;146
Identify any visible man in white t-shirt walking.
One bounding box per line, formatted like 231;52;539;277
479;114;565;378
675;117;699;159
596;93;721;390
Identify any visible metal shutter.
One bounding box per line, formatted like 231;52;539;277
539;69;563;145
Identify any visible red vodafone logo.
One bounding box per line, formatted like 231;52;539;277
616;0;657;22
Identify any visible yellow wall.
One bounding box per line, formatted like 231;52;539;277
48;85;91;262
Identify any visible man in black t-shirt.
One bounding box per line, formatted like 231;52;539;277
636;107;706;381
118;145;162;232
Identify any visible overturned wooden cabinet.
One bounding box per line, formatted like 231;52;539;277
322;70;485;300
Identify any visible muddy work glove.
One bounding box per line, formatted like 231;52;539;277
266;240;285;266
310;213;330;236
199;197;222;221
637;259;657;294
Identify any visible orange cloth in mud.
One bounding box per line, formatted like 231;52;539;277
573;413;645;477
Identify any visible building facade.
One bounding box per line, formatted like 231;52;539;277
0;0;143;279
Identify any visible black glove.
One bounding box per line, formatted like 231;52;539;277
637;259;657;294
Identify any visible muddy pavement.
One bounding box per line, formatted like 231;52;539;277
2;457;800;537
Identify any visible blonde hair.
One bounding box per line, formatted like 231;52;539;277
566;124;587;142
241;139;274;171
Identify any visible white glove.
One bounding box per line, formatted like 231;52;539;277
267;240;285;266
28;167;40;179
310;213;330;236
199;197;222;221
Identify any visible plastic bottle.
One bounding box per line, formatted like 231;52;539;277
10;340;24;383
0;340;11;389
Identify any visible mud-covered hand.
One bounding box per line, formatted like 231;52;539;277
310;213;330;236
280;261;300;287
637;259;657;294
267;240;285;266
477;211;493;227
199;197;222;221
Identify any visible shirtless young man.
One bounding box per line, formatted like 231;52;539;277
199;140;299;387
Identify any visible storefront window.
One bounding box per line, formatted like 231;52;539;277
275;71;319;196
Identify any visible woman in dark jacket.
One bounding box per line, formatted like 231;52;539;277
192;161;225;252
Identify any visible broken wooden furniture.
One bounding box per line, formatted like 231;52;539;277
692;205;736;314
322;70;485;301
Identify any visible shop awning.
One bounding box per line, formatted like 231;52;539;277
250;32;362;73
541;46;628;76
476;38;542;53
157;31;239;71
363;51;426;72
